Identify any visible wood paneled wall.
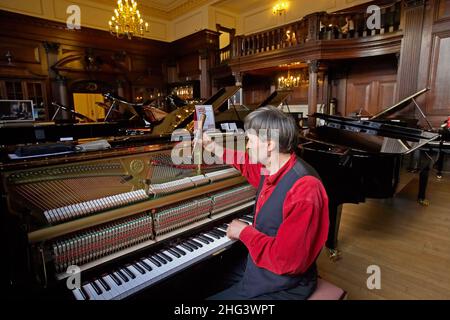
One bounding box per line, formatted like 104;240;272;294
329;55;398;116
0;10;221;117
419;0;450;128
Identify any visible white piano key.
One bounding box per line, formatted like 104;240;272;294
72;288;86;301
102;275;120;299
84;283;103;301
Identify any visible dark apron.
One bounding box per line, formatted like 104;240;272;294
238;157;321;299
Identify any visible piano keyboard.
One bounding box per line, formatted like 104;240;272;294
72;214;254;300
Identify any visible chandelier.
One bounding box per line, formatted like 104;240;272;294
278;72;300;89
272;1;288;16
109;0;149;40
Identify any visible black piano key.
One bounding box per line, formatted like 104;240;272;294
208;229;224;238
90;281;103;295
240;216;253;223
180;243;194;252
116;269;129;282
201;234;214;242
147;256;162;267
186;239;200;249
159;251;173;262
214;228;227;236
123;266;136;279
172;246;186;256
98;277;111;291
109;273;122;286
206;231;221;239
220;224;229;229
153;254;167;265
196;235;210;244
78;287;90;300
132;262;146;275
184;240;198;250
189;239;203;248
166;248;181;258
139;260;152;271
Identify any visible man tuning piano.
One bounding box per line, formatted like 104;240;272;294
203;106;329;300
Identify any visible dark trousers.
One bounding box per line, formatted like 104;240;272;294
207;254;317;300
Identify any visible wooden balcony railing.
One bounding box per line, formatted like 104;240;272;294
232;1;402;58
219;44;232;64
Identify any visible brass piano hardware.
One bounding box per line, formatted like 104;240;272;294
212;248;228;256
418;199;430;206
28;176;247;243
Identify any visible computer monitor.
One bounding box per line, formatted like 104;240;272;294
0;100;35;122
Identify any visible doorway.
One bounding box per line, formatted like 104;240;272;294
73;93;105;122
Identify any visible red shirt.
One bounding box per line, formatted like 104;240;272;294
224;149;329;276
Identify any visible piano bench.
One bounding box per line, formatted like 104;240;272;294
308;278;347;300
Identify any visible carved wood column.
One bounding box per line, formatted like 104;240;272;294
117;80;125;98
396;0;426;100
308;60;319;124
199;49;211;99
56;75;70;120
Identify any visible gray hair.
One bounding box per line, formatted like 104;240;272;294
244;106;298;153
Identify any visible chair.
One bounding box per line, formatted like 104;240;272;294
308;278;347;300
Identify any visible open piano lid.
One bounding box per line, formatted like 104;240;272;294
311;88;439;154
370;88;429;120
257;89;293;109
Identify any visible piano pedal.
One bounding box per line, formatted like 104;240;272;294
418;198;430;206
328;248;342;262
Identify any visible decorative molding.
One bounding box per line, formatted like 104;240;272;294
404;0;425;8
43;42;60;54
308;60;320;73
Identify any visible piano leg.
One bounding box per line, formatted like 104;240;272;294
436;140;445;179
418;152;431;206
326;201;342;261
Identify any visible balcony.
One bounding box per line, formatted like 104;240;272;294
227;1;403;71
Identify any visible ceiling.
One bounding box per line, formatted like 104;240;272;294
95;0;277;20
212;0;275;14
95;0;215;19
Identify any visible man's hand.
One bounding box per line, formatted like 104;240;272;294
226;219;249;240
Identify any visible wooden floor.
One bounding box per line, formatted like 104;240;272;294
317;172;450;300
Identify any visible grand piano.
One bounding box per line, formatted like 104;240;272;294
214;88;293;129
299;89;439;259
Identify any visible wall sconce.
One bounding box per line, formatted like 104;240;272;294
272;1;288;16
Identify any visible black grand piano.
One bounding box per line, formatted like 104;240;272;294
298;89;439;259
214;88;294;129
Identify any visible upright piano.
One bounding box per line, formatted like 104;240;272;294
0;135;255;300
0;86;255;300
298;89;439;258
